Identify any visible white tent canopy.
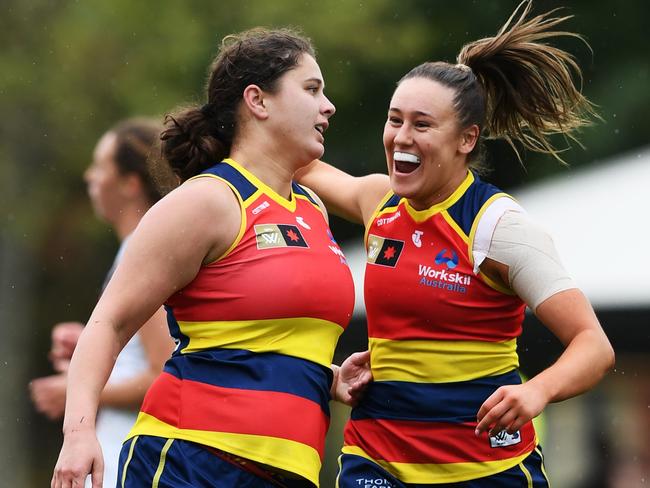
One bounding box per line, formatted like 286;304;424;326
341;146;650;316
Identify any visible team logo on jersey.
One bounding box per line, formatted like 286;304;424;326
367;234;404;267
412;230;423;248
489;430;521;448
255;224;308;249
435;248;458;269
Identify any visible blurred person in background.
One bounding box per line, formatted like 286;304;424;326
51;28;370;488
30;117;176;487
297;1;615;486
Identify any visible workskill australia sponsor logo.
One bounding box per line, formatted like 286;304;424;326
418;248;471;293
367;234;404;267
255;224;308;249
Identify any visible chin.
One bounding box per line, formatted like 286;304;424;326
389;173;415;198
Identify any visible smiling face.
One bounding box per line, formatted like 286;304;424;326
264;53;336;167
383;77;477;210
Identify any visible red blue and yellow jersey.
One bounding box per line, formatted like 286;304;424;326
127;158;355;486
342;171;535;484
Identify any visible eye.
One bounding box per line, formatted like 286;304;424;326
387;116;402;126
307;85;319;94
415;121;431;129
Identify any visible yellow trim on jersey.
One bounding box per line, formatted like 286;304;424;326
152;439;174;488
120;435;138;488
341;445;531;484
190;173;248;264
478;270;517;295
364;190;400;245
294;185;326;214
467;192;512;267
178;317;343;368
223;158;299;212
127;412;322;487
403;171;474;223
369;337;518;383
467;192;522;295
441;210;469;244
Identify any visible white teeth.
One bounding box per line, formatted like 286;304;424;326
394;151;420;164
315;125;324;134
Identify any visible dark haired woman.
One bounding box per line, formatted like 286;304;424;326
31;118;175;488
52;28;368;488
297;2;614;486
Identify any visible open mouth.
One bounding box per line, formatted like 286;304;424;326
394;151;420;174
314;122;328;136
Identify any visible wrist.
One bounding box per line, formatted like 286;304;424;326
330;364;340;400
62;416;96;435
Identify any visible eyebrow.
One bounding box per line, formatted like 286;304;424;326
388;107;433;118
305;77;324;87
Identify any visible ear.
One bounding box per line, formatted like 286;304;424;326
458;124;479;155
242;84;269;120
121;172;143;199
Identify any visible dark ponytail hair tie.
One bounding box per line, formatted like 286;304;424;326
200;103;214;117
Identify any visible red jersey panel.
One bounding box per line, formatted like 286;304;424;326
343;171;534;484
128;158;355;486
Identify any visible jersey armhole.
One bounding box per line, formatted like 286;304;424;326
190;173;247;266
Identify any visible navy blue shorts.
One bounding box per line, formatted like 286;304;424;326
117;435;314;488
336;447;550;488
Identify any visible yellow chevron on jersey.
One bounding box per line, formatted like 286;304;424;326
369;337;518;383
178;317;343;368
341;445;533;484
130;412;321;485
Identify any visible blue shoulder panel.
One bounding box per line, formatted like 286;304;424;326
292;182;319;206
201;162;258;201
446;173;503;236
380;193;402;212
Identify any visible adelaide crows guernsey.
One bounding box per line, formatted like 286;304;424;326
127;158;355;486
342;171;535;483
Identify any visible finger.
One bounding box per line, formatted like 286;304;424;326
476;388;505;422
53;359;71;373
506;416;526;434
488;409;518;436
475;401;510;435
91;460;103;488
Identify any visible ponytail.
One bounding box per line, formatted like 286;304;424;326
458;0;599;162
160;107;229;182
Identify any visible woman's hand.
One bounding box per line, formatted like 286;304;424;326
332;350;372;406
29;373;67;420
49;322;84;373
52;428;104;488
475;380;549;437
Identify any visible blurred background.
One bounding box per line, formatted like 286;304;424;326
1;0;648;486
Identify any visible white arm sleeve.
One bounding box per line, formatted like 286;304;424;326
486;210;577;311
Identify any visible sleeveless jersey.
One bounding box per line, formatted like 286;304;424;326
127;158;355;486
342;171;535;484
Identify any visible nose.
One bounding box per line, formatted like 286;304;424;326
322;94;336;118
393;123;413;146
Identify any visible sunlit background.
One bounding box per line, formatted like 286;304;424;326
1;1;648;486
